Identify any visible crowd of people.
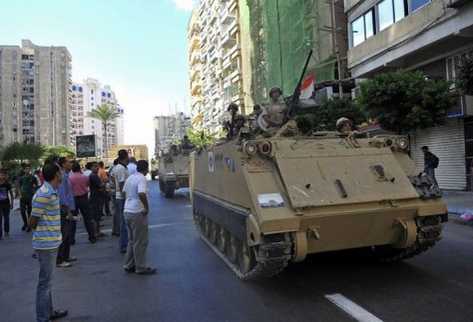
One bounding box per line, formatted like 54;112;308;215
0;149;155;322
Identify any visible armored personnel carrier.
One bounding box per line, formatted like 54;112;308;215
158;144;191;198
190;125;447;279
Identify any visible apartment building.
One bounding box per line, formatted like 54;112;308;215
346;0;473;190
70;78;125;157
188;0;245;133
0;39;71;146
154;112;191;156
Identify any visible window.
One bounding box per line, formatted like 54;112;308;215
378;0;394;30
411;0;430;11
107;93;111;98
72;85;76;91
351;9;375;47
378;0;407;31
78;87;83;92
102;92;106;97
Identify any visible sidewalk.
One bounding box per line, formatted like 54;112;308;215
443;190;473;215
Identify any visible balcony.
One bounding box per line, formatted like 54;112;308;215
190;34;200;50
220;30;237;49
220;4;236;24
223;44;240;60
190;51;201;65
191;82;202;96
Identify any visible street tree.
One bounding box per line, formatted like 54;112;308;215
43;145;75;159
187;128;217;148
87;104;120;154
358;71;452;134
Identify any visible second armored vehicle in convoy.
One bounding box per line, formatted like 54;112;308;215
158;143;192;198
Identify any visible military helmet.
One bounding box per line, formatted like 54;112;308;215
336;117;352;131
269;87;283;97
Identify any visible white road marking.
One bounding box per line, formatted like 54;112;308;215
325;294;384;322
78;222;178;236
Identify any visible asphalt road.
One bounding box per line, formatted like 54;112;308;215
1;181;472;322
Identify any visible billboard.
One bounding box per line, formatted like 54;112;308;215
76;135;96;158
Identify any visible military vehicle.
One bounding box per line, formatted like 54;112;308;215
189;51;447;280
158;144;191;198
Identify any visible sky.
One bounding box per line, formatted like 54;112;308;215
0;0;195;155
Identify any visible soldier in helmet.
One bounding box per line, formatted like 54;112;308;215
336;117;353;135
223;103;245;139
261;87;288;129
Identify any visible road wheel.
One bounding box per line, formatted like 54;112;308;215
164;183;175;198
238;240;256;274
217;227;227;253
209;221;218;245
227;235;239;264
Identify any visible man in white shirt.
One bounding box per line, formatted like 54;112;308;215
122;160;156;275
127;157;137;175
113;150;129;253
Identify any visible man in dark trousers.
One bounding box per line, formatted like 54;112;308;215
89;162;106;238
422;146;439;186
56;157;76;268
18;164;38;232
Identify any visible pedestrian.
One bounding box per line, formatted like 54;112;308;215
56;157;77;268
110;159;120;236
128;157;137;175
18;164;38;232
83;162;92;177
69;161;97;243
123;160;156;275
98;161;111;217
422;146;439;186
89;162;106;238
113;150;130;253
29;162;69;322
0;169;14;240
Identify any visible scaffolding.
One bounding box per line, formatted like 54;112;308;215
246;0;343;103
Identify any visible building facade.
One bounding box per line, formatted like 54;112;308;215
70;78;124;157
188;0;246;133
346;0;473;190
154;112;191;156
0;39;71;146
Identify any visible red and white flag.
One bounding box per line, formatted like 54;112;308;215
300;74;315;99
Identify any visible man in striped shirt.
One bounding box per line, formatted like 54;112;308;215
29;162;68;322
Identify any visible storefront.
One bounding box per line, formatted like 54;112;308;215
411;119;466;191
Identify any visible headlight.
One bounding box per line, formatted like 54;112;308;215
397;137;409;150
258;141;272;156
243;142;258;156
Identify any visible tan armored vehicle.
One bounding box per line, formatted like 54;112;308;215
190;125;447;279
158;143;192;198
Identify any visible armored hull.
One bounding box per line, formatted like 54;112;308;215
190;133;447;279
158;150;190;198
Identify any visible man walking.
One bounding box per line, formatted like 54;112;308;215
113;150;129;253
18;164;38;232
29;162;68;322
56;157;76;268
0;170;14;240
422;146;440;186
69;161;96;243
123;160;156;275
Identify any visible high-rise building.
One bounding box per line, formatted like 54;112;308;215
0;39;72;146
153;112;191;156
70;78;124;156
188;0;246;133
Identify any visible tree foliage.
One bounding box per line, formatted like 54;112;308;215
87;104;121;152
1;143;44;164
457;54;473;95
43;145;75;160
295;98;366;133
358;71;451;134
186;128;217;148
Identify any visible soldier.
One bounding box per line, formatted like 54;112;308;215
224;103;245;139
336;117;353;134
181;135;194;150
261;87;288;129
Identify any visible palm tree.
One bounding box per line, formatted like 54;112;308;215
87;104;120;156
